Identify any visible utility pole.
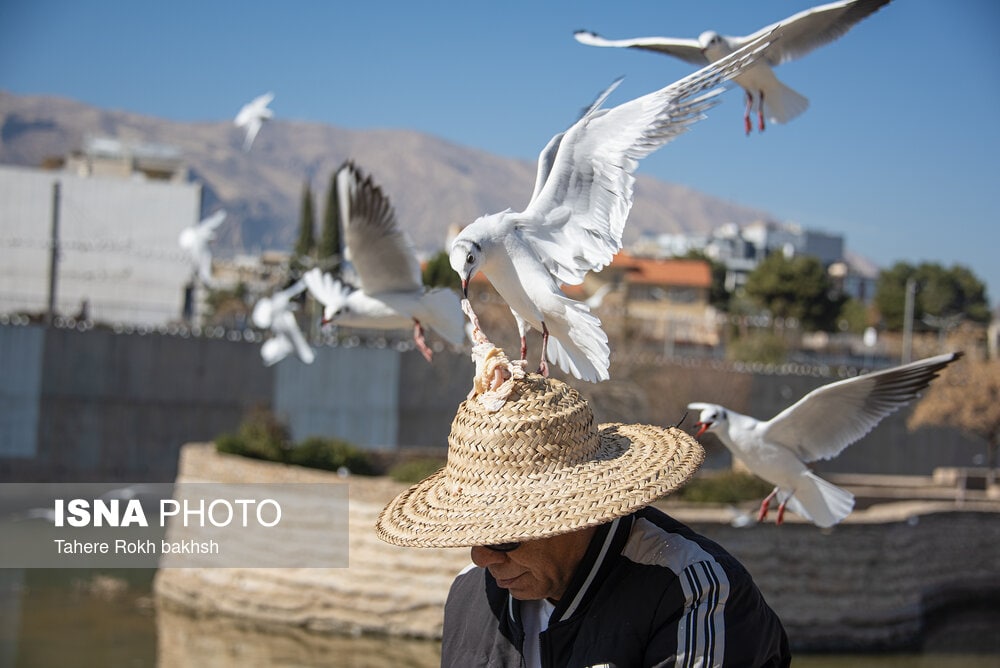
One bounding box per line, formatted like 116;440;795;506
45;181;61;326
901;277;916;364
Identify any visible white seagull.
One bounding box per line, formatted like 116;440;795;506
302;162;465;362
234;92;275;151
574;0;891;135
688;352;962;528
252;279;315;366
449;32;772;383
178;209;226;287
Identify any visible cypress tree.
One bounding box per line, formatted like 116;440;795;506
295;181;316;260
318;169;342;269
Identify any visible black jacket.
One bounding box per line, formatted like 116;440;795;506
442;507;790;667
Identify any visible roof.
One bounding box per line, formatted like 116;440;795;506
610;254;711;288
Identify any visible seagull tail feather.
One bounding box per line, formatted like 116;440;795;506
544;302;610;383
785;471;854;528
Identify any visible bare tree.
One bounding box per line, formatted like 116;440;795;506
908;358;1000;484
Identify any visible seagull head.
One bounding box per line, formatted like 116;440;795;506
687;402;727;438
320;280;353;324
697;31;728;59
449;237;483;299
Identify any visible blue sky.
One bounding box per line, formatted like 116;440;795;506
2;1;998;308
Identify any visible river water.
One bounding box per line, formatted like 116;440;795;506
3;569;998;667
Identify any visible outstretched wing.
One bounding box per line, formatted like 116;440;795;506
530;77;624;203
337;162;423;295
762;352;961;462
520;31;772;286
738;0;891;67
573;30;709;67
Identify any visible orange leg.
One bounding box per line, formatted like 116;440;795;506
413;320;432;362
758;487;779;522
537;322;550;377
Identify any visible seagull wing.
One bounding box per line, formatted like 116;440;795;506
738;0;891;67
761;352;961;462
520;31;772;286
198;209;227;236
530;77;624;203
337;162;423;295
574;30;709;67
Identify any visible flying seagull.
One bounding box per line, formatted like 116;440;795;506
688;351;962;528
178;209;226;287
234;92;275;151
574;0;891;134
449;32;772;382
303;162;465;362
251;279;315;366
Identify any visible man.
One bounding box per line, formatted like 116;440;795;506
377;367;790;667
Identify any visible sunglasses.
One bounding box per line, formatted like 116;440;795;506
484;542;521;553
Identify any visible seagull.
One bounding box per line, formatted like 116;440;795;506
251;279;315;366
178;209;226;286
302;162;465;362
449;32;772;382
234;92;275;151
688;352;962;528
574;0;891;134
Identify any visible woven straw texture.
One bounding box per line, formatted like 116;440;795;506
376;374;704;548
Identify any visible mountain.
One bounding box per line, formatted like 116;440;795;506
0;91;773;257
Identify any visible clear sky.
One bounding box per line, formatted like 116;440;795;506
2;0;998;308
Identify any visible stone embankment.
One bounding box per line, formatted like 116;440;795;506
154;443;1000;654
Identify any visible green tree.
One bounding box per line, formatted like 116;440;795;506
875;261;991;331
681;249;730;312
318;169;342;267
422;250;461;290
744;252;845;331
294;181;316;261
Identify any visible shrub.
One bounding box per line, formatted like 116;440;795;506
215;406;291;463
388;457;446;483
288;437;378;475
675;470;774;504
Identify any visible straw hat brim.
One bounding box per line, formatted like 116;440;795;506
375;422;704;548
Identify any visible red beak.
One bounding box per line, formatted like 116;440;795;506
461;278;469;299
694;422;710;438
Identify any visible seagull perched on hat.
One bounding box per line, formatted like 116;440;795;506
304;161;465;362
575;0;891;134
688;352;961;528
449;31;773;383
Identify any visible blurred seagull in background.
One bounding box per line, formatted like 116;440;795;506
252;279;314;366
234;92;274;151
688;351;962;528
178;209;226;287
449;32;772;383
303;162;465;362
575;0;891;134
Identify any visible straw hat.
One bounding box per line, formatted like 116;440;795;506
376;373;704;548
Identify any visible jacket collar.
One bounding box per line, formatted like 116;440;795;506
506;513;635;627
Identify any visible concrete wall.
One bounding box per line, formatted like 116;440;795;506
0;323;982;482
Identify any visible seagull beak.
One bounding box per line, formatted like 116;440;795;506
461;278;469;299
694;422;710;438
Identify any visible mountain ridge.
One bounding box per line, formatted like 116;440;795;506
0;90;774;257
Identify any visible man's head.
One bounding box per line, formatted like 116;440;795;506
376;372;704;551
470;527;596;601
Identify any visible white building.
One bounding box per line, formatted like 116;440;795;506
0;147;201;326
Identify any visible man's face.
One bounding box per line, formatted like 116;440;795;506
470;526;596;602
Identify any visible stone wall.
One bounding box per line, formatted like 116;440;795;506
155;443;1000;653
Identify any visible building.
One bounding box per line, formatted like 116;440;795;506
586;254;718;347
637;220;877;303
0;140;201;326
